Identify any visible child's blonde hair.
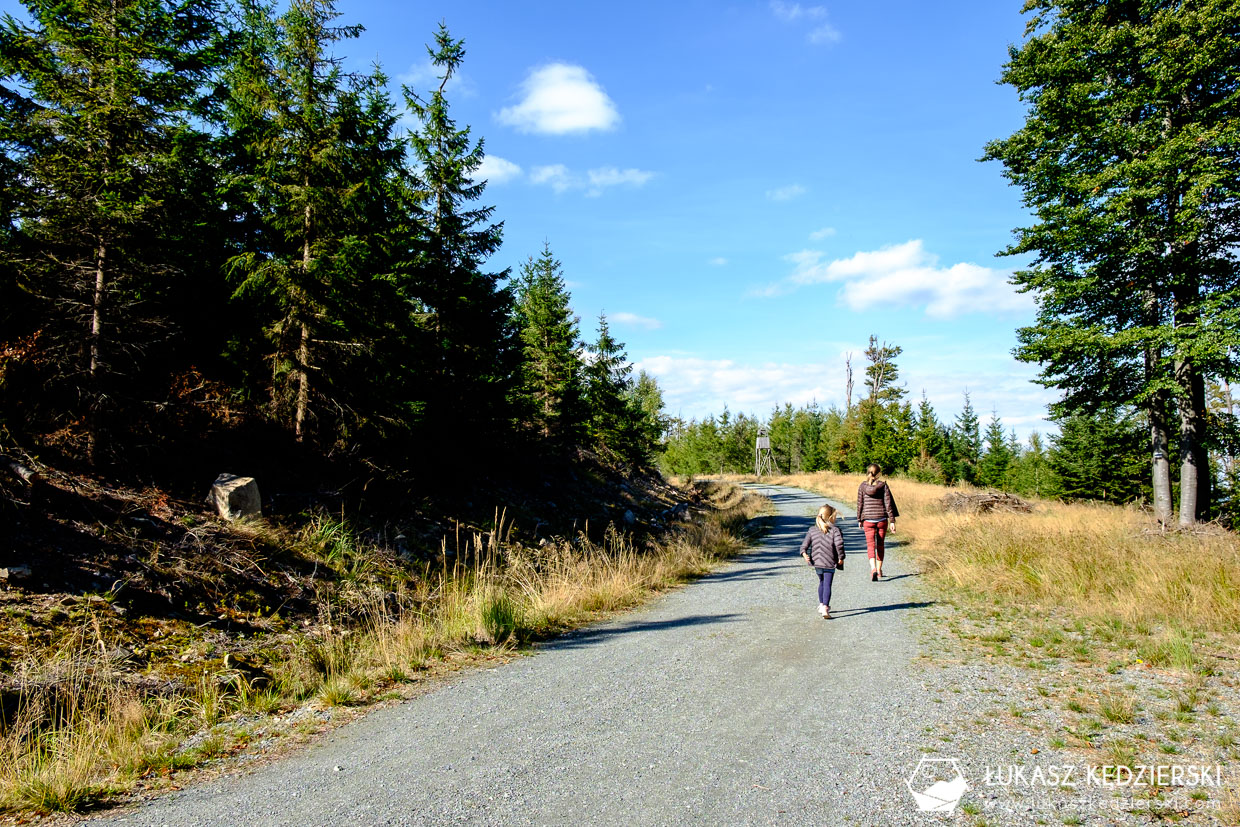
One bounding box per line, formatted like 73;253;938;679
815;504;838;533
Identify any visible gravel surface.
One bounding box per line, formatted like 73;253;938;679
84;485;1234;826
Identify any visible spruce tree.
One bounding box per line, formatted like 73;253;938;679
225;0;405;446
855;335;909;472
0;0;224;460
978;412;1013;489
909;393;949;483
626;370;668;456
1009;432;1055;499
952;392;982;483
584;312;652;464
403;24;516;460
513;242;582;443
1050;409;1147;504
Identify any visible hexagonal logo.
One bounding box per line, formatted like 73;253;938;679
906;757;969;813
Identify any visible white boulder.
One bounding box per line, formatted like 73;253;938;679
208;473;261;521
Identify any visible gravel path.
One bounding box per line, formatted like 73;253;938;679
85;486;958;826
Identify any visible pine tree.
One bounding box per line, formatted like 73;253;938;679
0;0;225;460
513;242;582;442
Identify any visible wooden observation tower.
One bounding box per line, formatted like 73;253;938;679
754;427;775;477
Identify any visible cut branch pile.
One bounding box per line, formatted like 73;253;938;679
940;491;1033;514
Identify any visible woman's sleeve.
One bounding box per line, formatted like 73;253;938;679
857;485;864;516
886;487;900;520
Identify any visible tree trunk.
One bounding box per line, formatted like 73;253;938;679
1149;391;1173;525
1142;285;1173;524
844;354;853;413
295;200;313;442
1144;346;1173;524
294;321;310;441
1176;357;1203;525
1191;368;1211;518
89;239;106;379
86;238;107;464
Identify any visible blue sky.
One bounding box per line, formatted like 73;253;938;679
352;0;1055;437
2;0;1059;437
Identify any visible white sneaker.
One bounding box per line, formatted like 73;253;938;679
817;603;827;616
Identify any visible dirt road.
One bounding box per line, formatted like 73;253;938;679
92;485;942;826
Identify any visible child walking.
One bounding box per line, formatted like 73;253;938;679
799;504;845;619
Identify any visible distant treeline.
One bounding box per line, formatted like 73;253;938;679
0;0;662;486
660;336;1237;524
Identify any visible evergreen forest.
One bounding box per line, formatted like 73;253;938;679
0;0;663;504
2;0;1238;530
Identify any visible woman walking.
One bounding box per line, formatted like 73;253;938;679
799;504;845;619
857;463;899;581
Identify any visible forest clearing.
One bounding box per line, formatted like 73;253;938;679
3;0;1240;823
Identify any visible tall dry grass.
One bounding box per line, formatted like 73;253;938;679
0;630;202;813
0;481;767;814
764;471;1240;638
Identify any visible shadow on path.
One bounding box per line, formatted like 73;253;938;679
539;613;744;651
824;600;935;620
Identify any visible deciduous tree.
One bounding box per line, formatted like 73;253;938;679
985;0;1240;524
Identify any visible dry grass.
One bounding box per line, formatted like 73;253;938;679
0;481;768;815
745;471;1240;813
759;470;1240;638
0;632;196;813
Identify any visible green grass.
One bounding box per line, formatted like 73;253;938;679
1098;691;1137;724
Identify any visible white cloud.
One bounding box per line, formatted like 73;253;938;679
588;167;654;189
709;257;729;266
808;23;842;43
770;1;823;21
770;1;841;44
497;63;620;135
529;164;655;196
473;155;522;185
756;239;1033;318
809;226;836;240
766;184;807;201
612;312;663;330
637;355;834;417
530;164;574;193
636;352;1056;439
